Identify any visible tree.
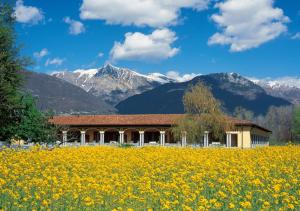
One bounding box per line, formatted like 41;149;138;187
233;106;254;121
10;95;60;143
261;106;293;144
292;106;300;142
172;82;233;144
0;3;28;141
0;3;58;144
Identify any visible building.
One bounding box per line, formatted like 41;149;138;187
51;114;271;148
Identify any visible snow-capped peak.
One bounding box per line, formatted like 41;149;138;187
146;72;175;83
249;77;300;89
73;68;98;78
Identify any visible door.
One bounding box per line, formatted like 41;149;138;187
231;134;238;147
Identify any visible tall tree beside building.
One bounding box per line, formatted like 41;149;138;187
292;106;300;142
172;82;233;144
0;3;57;143
0;4;26;141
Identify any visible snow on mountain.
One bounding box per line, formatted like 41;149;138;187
249;76;300;105
73;68;98;78
146;72;177;83
250;77;300;89
51;63;191;105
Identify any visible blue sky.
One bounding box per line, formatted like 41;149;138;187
12;0;300;78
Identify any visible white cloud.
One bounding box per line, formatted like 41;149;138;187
98;52;104;58
208;0;289;52
166;71;199;82
80;0;210;27
110;28;179;62
33;48;49;58
292;32;300;40
45;58;64;66
14;0;44;24
63;17;86;35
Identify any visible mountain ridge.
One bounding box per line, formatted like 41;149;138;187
22;70;116;114
116;73;291;115
52;64;179;105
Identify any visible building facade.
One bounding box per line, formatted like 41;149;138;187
51;114;271;148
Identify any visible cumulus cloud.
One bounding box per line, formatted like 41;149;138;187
110;28;179;62
80;0;210;27
166;71;199;82
208;0;289;52
63;17;86;35
14;0;44;24
292;32;300;40
45;58;64;66
33;48;49;58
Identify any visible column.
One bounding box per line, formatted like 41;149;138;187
119;131;124;145
181;131;187;147
80;131;86;145
62;131;67;146
160;131;165;146
139;131;144;147
226;133;231;148
99;131;105;145
204;131;209;147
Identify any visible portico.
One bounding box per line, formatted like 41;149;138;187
53;114;271;148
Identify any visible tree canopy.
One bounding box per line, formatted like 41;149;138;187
172;82;233;144
0;4;25;141
292;106;300;142
0;3;57;144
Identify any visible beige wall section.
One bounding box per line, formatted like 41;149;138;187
227;126;270;148
226;126;252;148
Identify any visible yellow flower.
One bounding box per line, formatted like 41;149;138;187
0;146;299;210
273;184;281;193
84;196;94;206
263;201;270;208
240;201;251;209
228;203;235;209
42;199;49;207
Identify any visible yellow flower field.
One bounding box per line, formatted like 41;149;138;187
0;146;299;210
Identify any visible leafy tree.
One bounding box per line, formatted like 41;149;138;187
10;95;60;143
292;106;300;142
0;3;28;141
172;82;233;144
0;3;58;144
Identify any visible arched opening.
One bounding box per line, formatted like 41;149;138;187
165;129;177;144
85;128;100;144
144;128;160;144
124;128;139;144
67;129;81;144
208;133;226;147
104;129;119;144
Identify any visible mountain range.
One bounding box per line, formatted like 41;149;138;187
22;71;116;114
116;73;291;115
21;64;298;115
250;77;300;105
52;64;176;105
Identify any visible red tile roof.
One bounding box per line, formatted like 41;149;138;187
50;114;182;126
50;114;270;132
